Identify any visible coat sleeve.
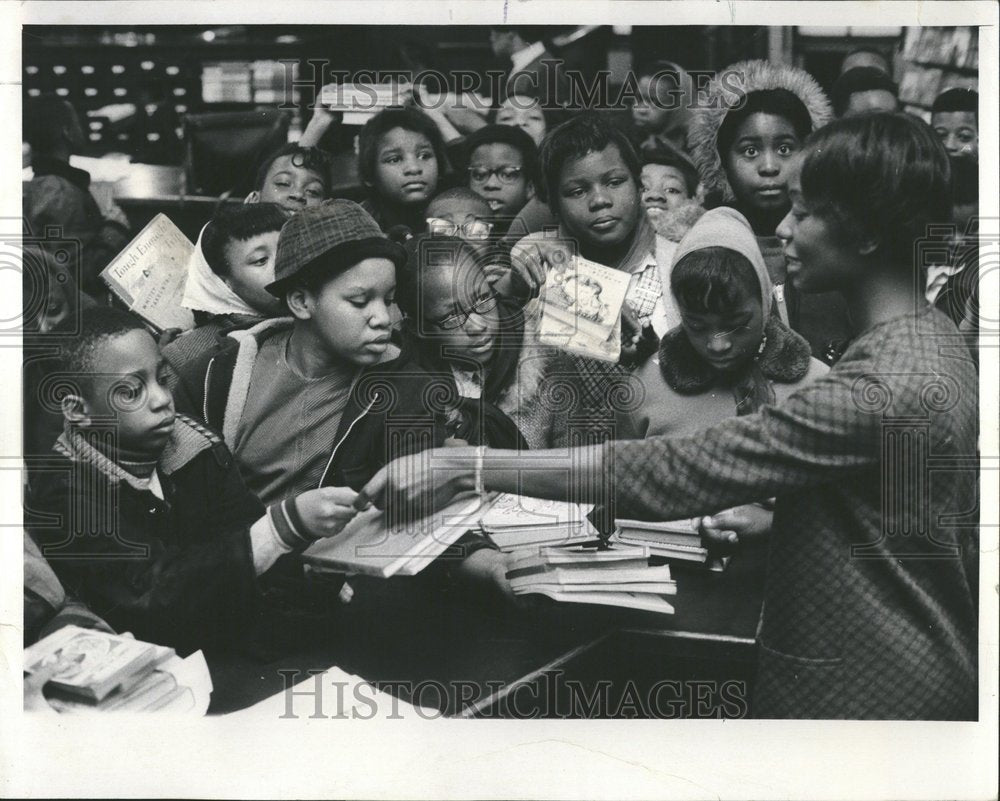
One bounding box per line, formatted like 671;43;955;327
28;457;264;653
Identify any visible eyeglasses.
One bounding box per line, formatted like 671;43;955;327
426;217;494;241
431;294;499;330
468;165;523;185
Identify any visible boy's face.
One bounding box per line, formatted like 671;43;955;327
557;144;642;250
75;329;176;458
294;258;396;366
933;111;978;160
640;163;690;211
223;231;283;315
678;294;765;374
777;160;860;294
724;112;801;218
468;142;533;219
418;259;499;368
842;89;898;118
373;127;439;206
256;155;327;214
495;96;546;146
631;75;673;134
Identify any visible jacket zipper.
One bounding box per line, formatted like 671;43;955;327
202;356;215;427
317;394;379;488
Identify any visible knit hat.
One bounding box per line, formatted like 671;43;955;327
687;60;832;204
266;199;407;297
670;206;774;319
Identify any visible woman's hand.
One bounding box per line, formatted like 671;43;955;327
294;486;363;539
362;448;475;513
698;504;773;553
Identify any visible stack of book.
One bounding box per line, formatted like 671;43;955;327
614;518;730;572
479;493;597;552
505;544;675;615
24;625;212;714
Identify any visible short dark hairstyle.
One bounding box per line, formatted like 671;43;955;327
932;87;979;121
841;47;892;74
717;89;813;158
462;123;541;188
202;203;287;277
253;143;332;192
24;96;79;154
427;187;492;215
56;307;149;396
357;107;450;191
671;246;760;315
831;67;899;117
396;233;484;320
800;112;951;267
640;145;700;197
539;112;641;209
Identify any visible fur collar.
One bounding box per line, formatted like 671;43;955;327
658;315;812;394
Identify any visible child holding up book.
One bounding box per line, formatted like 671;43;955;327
358;107;449;236
28;307;367;653
365;113;979;720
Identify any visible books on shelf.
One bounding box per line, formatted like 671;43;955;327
24;625;212;713
479;493;596;552
100;213;195;333
615;518;731;572
505;544;676;615
538;254;631;362
303;492;487;578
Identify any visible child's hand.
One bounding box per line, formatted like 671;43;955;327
506;239;572;300
23;657;73;714
453;548;520;607
294;486;363;539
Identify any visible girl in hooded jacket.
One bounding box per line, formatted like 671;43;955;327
688;60;852;364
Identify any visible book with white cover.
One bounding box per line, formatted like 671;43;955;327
525;588;675;615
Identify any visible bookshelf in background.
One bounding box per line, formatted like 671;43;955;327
898;26;978;122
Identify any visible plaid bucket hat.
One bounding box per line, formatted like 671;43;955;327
266;199;407;297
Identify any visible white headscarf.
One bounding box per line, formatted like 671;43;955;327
181;224;261;318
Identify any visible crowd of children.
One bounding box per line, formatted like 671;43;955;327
21;35;982;721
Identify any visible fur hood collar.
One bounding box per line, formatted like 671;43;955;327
658;314;812;394
687;60;833;204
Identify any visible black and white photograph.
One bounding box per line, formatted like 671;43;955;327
1;1;997;798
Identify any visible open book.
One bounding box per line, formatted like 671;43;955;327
100;213;195;333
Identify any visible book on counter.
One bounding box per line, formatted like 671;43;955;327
615;517;731;572
100;213;195;334
479;493;597;552
24;625;212;713
505;544;676;615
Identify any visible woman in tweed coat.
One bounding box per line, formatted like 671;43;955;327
365;114;979;720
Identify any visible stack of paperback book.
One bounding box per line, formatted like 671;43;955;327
614;517;730;572
479;493;597;552
24;625;212;714
505;544;675;615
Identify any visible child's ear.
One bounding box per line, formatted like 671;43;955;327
61;393;91;427
244;191;261;205
526;182;535;201
285;287;312;320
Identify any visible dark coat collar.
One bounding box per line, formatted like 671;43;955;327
31;155;91;192
658;315;812;394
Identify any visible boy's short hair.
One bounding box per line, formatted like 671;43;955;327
840;47;892;75
831;67;899;117
57;307;148;395
357;107;450;190
932;87;978;121
427;187;492;216
640;145;700;197
201;203;288;277
800;112;951;267
396;233;482;320
671;246;759;315
716;88;813;157
24;95;79;154
462;123;541;188
253;143;332;193
539;112;641;208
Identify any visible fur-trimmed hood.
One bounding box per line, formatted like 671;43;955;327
687;60;833;204
658;313;813;394
646;199;706;244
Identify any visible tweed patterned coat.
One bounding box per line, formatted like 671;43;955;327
607;305;978;719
